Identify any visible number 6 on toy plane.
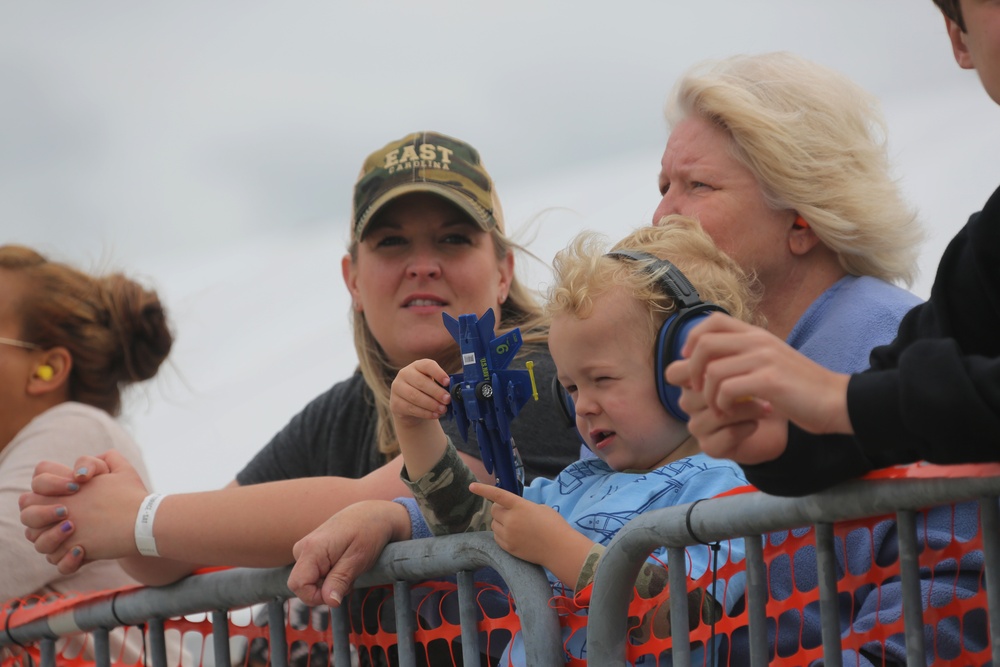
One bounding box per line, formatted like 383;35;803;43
442;310;538;496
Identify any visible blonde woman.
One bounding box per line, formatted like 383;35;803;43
21;132;582;588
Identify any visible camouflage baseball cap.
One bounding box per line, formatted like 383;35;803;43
352;131;504;240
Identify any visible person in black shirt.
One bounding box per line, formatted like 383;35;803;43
20;131;581;585
666;0;1000;496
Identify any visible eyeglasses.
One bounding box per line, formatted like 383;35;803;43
0;337;40;350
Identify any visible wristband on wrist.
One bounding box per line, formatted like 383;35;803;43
134;493;166;557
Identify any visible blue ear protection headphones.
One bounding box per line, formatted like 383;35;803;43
553;249;728;427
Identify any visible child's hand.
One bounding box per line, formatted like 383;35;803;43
390;359;451;428
470;482;579;568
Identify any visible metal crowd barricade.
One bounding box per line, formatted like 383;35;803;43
6;469;999;667
587;468;1000;666
0;532;563;667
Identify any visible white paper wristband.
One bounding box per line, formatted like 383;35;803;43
134;493;166;557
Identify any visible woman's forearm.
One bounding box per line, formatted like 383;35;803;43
123;462;412;584
118;554;201;586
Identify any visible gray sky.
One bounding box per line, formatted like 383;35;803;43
3;1;1000;492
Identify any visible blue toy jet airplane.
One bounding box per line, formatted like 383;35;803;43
442;309;538;496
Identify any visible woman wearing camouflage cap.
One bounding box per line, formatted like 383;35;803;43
22;131;582;586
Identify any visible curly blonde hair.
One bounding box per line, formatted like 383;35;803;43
547;217;762;349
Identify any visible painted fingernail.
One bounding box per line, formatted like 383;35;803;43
67;482;79;492
55;507;67;518
60;521;73;533
75;467;88;476
71;547;83;558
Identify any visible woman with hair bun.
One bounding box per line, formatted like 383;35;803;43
0;244;172;601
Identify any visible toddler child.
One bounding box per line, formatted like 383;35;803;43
391;217;760;663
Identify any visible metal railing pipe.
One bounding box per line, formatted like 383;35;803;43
589;474;1000;665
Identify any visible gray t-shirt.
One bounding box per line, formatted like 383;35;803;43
237;343;580;485
1;402;151;600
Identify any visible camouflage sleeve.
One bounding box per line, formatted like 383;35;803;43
577;544;723;642
575;543;669;598
400;438;493;536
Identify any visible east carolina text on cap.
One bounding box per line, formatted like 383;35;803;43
352;131;504;240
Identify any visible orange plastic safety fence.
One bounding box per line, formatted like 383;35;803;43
594;506;989;667
344;581;520;666
548;463;996;666
1;580;522;667
3;464;995;667
1;588;147;667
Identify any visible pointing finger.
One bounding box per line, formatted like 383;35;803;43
469;482;519;508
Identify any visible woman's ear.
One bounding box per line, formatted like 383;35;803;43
27;347;72;397
342;254;363;312
788;214;821;256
